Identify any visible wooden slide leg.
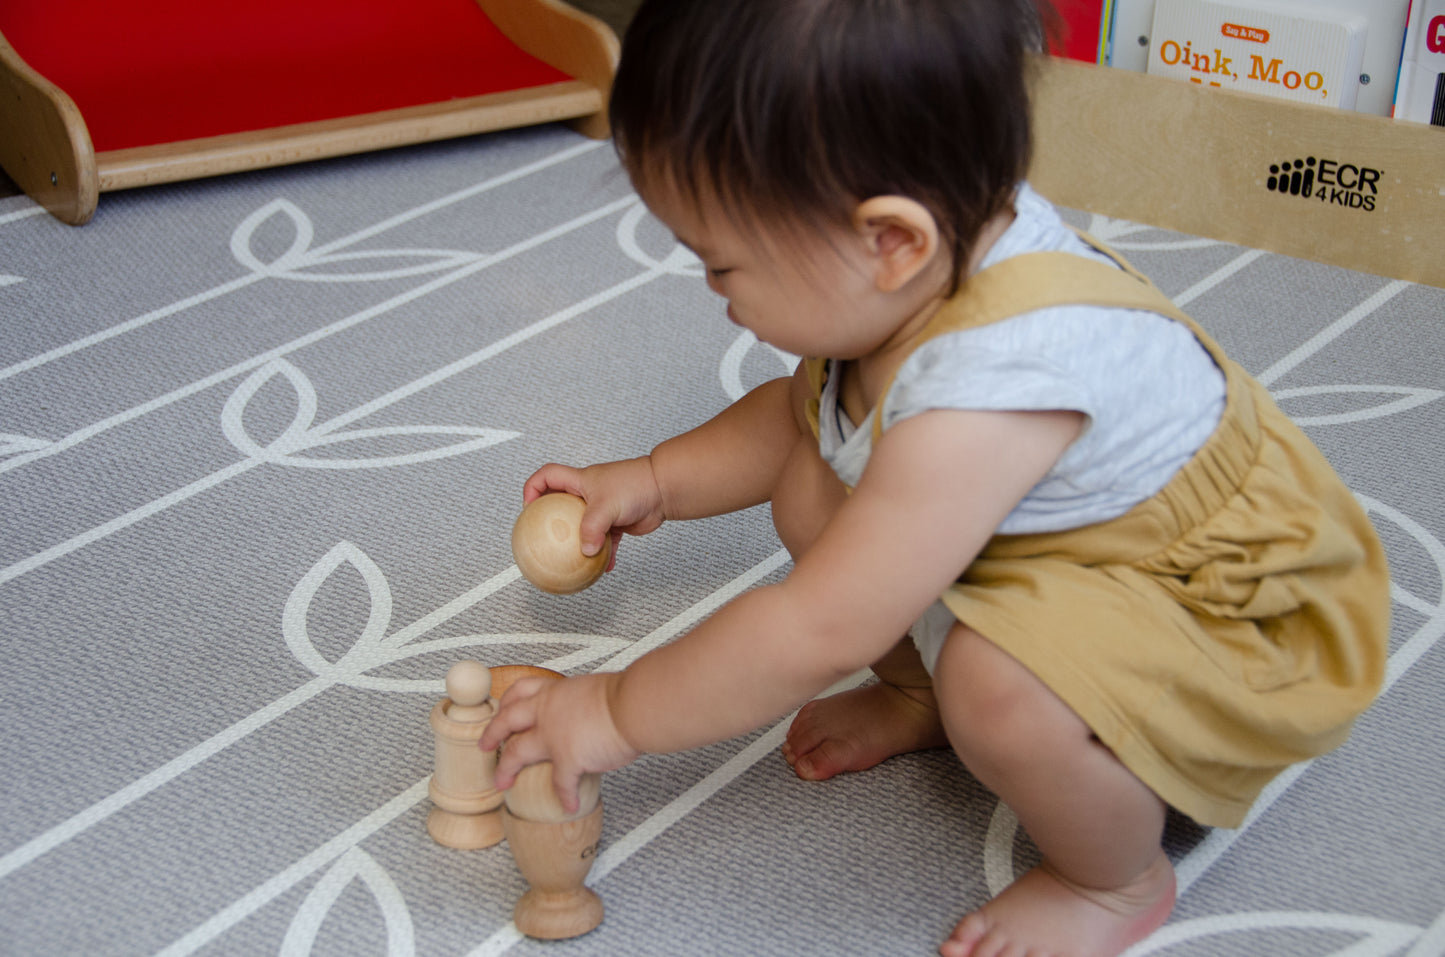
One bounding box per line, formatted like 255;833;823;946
0;32;98;225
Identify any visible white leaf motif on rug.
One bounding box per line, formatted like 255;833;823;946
0;433;52;458
1121;908;1435;956
230;198;480;281
1274;384;1445;427
221;358;519;468
281;541;631;689
279;847;416;957
615;203;705;275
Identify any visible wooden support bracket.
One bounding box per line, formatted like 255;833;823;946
1030;57;1445;288
0;32;98;224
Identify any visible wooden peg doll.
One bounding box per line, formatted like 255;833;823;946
427;660;504;849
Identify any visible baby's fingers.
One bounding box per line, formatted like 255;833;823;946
491;729;548;792
477;681;544;752
522;464;583;504
577;504;620;559
550;763;586;817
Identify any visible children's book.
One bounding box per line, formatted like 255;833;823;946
1393;0;1445;125
1145;0;1368;109
1051;0;1109;63
1105;0;1410;116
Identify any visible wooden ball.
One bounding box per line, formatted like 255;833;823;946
504;761;601;822
444;660;492;707
511;494;608;595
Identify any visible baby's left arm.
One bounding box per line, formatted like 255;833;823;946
484;406;1083;810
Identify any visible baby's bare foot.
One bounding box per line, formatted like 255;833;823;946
940;854;1175;957
782;682;947;781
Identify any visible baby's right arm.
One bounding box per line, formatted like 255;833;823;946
524;369;805;561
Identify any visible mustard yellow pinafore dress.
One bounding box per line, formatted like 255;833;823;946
804;241;1391;828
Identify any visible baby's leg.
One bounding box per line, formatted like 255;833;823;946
770;434;948;779
934;625;1175;957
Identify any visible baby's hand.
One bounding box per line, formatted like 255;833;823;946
480;673;641;815
523;458;666;566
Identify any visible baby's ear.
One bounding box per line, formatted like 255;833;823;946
852;196;941;293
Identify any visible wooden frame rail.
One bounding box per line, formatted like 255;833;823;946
1030;57;1444;289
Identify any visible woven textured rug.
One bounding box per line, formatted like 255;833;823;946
1;123;1442;957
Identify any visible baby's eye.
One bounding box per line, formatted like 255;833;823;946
708;267;733;278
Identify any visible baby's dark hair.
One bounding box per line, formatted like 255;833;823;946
609;0;1050;290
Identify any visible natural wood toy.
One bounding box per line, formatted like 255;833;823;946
427;660;504;849
427;662;563;849
503;761;604;940
511;493;609;595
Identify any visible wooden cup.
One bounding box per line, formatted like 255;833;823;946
503;761;604;939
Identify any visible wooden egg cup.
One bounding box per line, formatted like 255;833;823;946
503;802;605;940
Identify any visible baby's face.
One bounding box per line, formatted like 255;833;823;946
640;184;901;361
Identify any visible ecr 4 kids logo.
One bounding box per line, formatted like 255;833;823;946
1265;156;1382;212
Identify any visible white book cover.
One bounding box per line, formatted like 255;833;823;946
1392;0;1445;124
1146;0;1368;109
1105;0;1409;116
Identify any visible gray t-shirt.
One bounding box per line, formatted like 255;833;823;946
817;184;1226;536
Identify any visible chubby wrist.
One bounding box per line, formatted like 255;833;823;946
602;670;645;757
640;447;674;521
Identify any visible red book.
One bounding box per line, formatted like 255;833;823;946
1050;0;1109;63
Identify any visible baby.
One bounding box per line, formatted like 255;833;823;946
480;1;1391;954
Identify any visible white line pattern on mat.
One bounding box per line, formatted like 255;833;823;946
0;194;639;479
0;204;45;226
1258;280;1412;387
0;559;523;880
1404;905;1445;957
1172;249;1266;307
0;260;662;586
0;141;604;385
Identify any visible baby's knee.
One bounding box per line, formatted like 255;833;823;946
934;626;1088;761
